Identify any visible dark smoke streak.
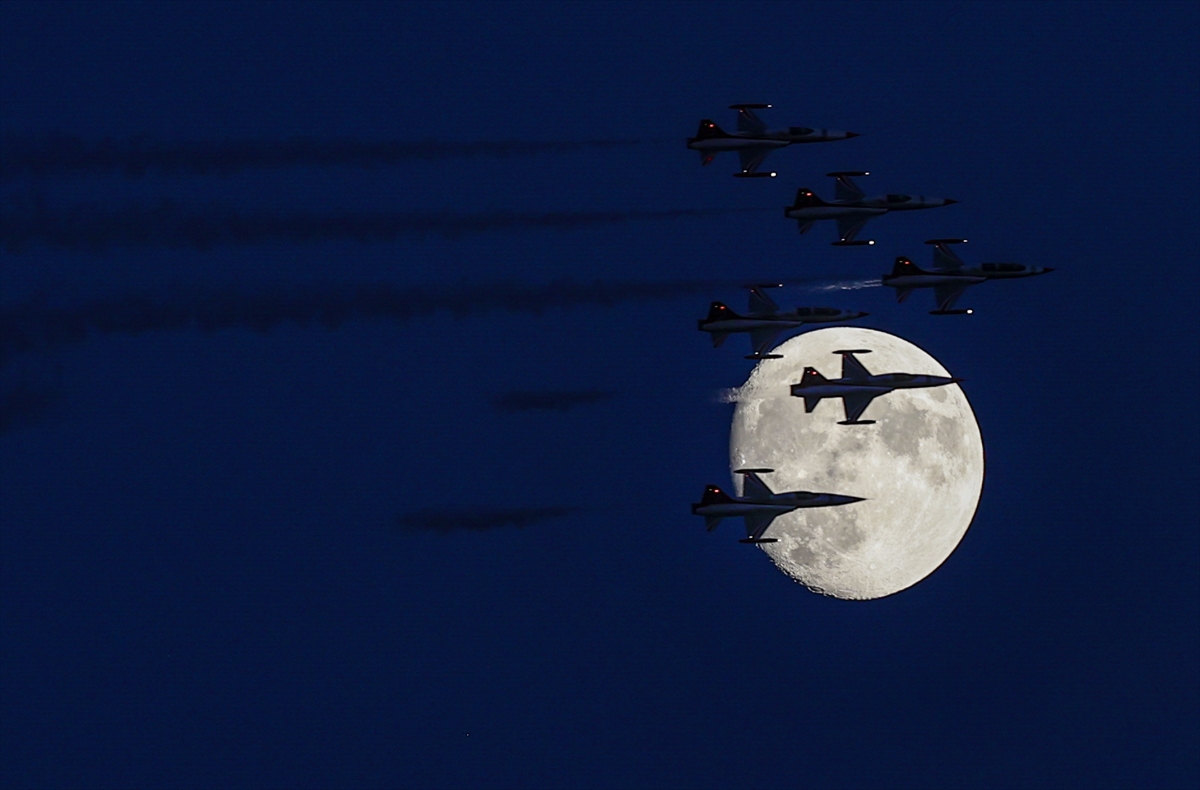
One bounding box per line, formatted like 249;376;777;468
396;506;579;533
0;201;748;252
492;390;616;413
0;279;731;365
0;380;61;434
0;135;644;179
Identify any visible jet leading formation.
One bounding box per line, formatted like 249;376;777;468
687;102;1051;546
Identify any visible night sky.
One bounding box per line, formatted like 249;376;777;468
2;2;1197;788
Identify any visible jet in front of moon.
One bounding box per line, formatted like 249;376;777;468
698;284;868;360
884;238;1054;314
784;172;957;246
790;349;964;425
691;469;865;544
686;104;859;178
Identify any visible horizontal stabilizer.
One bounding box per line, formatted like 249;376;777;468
925;238;968;245
833;349;872;354
739;538;779;544
745;353;784;360
826;171;870;177
838;419;877;426
735;468;774;474
930;309;973;315
831;239;874;247
729;103;772;109
733;171;776;178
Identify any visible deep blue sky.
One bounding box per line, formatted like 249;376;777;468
2;2;1197;788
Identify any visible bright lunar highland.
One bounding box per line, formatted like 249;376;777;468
730;327;984;599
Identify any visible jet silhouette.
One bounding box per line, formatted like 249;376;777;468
691;469;865;544
789;349;963;425
698;284;867;360
687;104;858;178
784;172;956;246
885;238;1053;314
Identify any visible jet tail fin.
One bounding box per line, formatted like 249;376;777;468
698;485;735;507
791;188;827;208
890;256;923;277
694;119;730;140
790;367;829;412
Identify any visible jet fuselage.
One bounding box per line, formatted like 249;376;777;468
790;372;961;401
785;195;955;221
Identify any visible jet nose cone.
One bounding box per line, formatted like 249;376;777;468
1043;267;1055;273
950;377;966;384
845;131;860;138
855;311;870;318
943;198;958;205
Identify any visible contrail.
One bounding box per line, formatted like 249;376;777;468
492;390;616;413
0;135;645;179
396;505;579;533
0;276;877;365
0;201;757;252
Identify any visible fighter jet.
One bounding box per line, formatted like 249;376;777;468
691;468;865;544
784;172;957;246
884;239;1054;315
687;104;858;178
789;349;963;425
698;284;868;360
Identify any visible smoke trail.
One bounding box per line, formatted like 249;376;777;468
492;390;616;413
396;505;579;533
0;200;755;252
0;380;62;434
0;135;645;179
0;276;877;366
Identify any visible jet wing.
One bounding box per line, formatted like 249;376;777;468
736;107;768;134
930;241;965;271
835;214;872;243
748;286;779;314
740;471;774;501
933;282;971;312
840;352;872;380
749;326;783;356
842;392;879;424
833;174;865;202
743;510;778;542
737;145;775;174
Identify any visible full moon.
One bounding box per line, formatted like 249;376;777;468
729;327;984;599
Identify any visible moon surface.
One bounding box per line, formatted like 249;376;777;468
729;327;984;600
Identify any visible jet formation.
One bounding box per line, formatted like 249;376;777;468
691;469;864;544
686;103;1049;544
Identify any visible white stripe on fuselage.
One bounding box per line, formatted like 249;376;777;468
688;138;790;152
786;206;886;220
887;273;985;287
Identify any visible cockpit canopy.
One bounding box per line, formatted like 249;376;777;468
886;194;911;204
981;262;1026;272
789;126;814;136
